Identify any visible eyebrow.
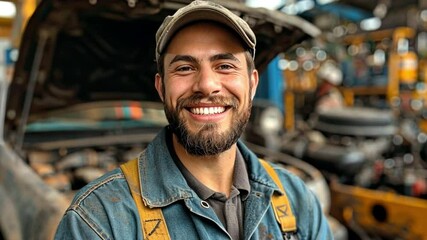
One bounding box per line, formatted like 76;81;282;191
169;55;197;66
210;53;240;63
168;53;240;67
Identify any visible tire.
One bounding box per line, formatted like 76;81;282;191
314;107;396;137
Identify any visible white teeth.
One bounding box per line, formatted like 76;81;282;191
190;107;225;115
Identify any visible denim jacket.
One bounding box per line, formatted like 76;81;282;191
55;128;332;239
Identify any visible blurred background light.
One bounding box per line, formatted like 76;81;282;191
360;17;382;31
0;1;16;18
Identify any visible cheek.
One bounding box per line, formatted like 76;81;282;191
163;80;190;107
227;77;251;101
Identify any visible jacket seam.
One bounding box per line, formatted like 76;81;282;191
71;173;125;207
69;208;110;240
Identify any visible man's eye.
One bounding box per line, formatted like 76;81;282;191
217;64;233;70
177;66;193;72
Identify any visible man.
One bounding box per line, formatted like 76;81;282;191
55;1;332;239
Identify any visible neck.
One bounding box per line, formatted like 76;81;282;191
173;134;236;197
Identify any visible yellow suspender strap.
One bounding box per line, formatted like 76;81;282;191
120;158;171;239
259;159;297;233
121;158;296;238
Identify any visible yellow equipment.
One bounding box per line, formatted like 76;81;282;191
387;27;418;107
283;50;318;131
337;27;419;108
331;181;427;240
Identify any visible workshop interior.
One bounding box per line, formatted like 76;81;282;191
0;0;427;239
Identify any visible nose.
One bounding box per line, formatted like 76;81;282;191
192;67;221;96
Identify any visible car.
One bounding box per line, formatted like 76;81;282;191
0;0;326;239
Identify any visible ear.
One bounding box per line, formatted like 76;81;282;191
250;69;259;100
155;73;164;102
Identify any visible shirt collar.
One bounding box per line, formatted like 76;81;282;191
166;128;251;201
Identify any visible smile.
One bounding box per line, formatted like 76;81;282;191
189;107;226;115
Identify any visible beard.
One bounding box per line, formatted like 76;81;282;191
164;93;252;156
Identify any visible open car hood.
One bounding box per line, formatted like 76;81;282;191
5;0;320;136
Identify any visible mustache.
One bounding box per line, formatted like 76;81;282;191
176;94;239;111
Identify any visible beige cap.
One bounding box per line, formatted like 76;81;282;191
155;0;256;62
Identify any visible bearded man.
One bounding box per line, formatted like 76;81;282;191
55;1;332;239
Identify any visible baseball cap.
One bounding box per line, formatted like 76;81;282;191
155;0;256;62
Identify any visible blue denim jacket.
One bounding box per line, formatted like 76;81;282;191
55;128;332;239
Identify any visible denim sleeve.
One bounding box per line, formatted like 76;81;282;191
54;210;104;240
308;189;334;239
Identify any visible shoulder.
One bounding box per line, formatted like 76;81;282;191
57;168;140;239
262;160;326;221
267;162;333;238
69;168;131;210
66;168;136;226
268;162;319;205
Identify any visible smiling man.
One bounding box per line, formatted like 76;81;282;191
55;1;332;239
